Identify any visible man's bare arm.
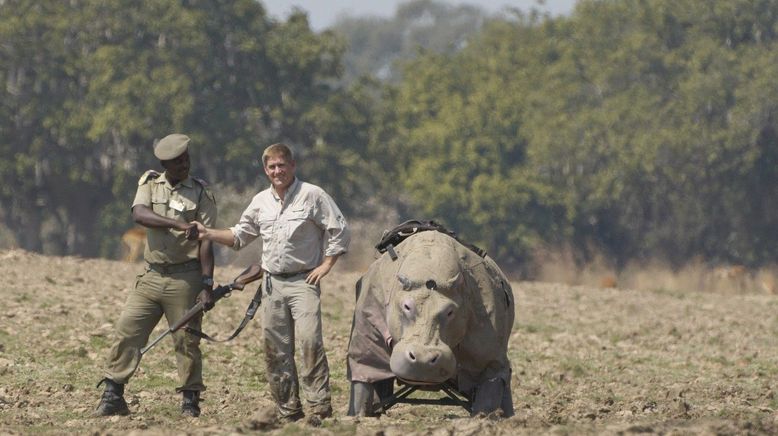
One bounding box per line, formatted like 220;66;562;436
192;221;236;247
198;240;215;277
133;204;197;239
196;240;216;308
306;254;341;286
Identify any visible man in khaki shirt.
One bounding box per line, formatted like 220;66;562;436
193;143;350;424
95;134;217;418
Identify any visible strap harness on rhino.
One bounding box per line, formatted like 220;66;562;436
375;219;487;261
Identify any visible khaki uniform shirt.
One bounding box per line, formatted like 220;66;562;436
231;178;350;274
132;170;217;265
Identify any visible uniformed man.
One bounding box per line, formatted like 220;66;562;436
192;143;350;424
95;133;217;417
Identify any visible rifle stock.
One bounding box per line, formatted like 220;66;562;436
232;264;263;289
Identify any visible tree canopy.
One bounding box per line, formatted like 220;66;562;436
0;0;369;256
2;0;778;272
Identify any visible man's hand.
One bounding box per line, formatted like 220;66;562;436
190;221;207;240
188;221;237;247
197;288;215;311
182;222;199;241
305;255;341;286
305;263;332;286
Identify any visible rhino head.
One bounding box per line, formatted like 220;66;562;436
386;242;468;384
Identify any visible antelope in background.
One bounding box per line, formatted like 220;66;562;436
121;227;146;262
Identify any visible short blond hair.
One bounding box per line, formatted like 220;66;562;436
262;143;294;166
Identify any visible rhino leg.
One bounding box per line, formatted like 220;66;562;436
348;381;375;416
348;379;395;416
500;381;514;417
471;376;514;417
373;378;394;408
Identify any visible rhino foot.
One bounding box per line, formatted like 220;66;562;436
348;379;394;416
471;376;514;418
347;381;375;417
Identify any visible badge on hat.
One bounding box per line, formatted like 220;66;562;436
154;134;190;160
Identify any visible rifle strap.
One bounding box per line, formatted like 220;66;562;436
185;282;263;343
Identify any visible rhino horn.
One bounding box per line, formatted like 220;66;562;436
442;273;462;289
397;274;413;291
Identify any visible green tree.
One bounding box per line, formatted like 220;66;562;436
0;0;360;257
374;0;778;268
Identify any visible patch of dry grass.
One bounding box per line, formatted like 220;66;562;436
3;248;778;435
535;247;778;295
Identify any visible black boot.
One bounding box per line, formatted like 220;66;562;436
181;390;201;417
94;378;130;416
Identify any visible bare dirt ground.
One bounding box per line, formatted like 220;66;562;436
2;249;778;435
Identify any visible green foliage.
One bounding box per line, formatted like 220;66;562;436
3;0;778;270
374;0;778;268
0;0;370;256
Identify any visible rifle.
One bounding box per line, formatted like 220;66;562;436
140;264;264;356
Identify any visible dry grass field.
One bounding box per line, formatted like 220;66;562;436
2;248;778;435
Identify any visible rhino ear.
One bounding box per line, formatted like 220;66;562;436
397;274;413;291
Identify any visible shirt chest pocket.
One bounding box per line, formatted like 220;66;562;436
152;193;197;221
151;191;170;217
257;212;277;239
285;208;310;238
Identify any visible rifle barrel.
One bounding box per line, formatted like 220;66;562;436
140;301;205;355
141;329;171;355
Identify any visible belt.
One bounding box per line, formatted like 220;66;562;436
265;269;312;296
147;259;200;275
270;269;312;279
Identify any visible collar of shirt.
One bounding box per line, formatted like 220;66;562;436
271;177;301;205
154;172;194;191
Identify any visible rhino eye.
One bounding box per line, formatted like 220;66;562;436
446;308;454;318
425;280;437;290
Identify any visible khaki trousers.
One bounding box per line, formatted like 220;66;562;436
104;267;205;392
263;273;331;418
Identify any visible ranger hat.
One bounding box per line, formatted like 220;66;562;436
154;134;190;160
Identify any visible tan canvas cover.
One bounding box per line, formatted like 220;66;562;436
347;231;514;386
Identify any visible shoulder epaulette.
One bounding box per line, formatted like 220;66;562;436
192;176;215;202
192;176;209;187
138;170;160;185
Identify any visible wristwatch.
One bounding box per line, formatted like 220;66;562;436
202;276;214;287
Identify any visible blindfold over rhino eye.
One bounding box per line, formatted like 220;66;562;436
396;276;452;291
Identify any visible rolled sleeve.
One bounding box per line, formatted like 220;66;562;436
316;192;351;257
230;200;261;250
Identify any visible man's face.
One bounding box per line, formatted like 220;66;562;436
161;151;190;183
264;155;296;192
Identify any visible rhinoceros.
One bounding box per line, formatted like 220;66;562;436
346;226;515;417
